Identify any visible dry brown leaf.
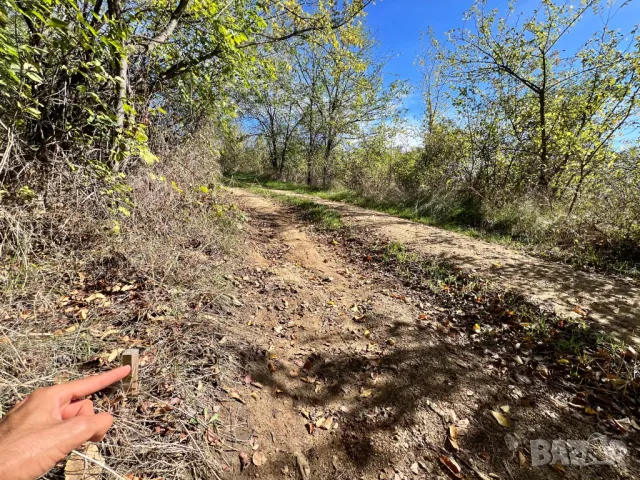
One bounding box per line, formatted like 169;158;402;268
106;348;124;363
320;417;333;430
491;410;511;427
86;293;106;302
228;390;244;404
64;444;103;480
439;456;462;478
518;451;527;467
238;450;250;471
295;451;311;479
252;451;267;467
360;389;372;398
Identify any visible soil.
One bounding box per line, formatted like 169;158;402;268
239;188;640;345
212;189;640;480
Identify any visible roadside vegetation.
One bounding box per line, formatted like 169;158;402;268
1;0;372;477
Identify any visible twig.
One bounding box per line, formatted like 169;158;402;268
69;448;127;480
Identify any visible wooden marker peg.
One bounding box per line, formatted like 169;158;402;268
121;348;139;395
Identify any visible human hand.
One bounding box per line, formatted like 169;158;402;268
0;366;131;480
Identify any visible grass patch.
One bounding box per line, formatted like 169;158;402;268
245;186;343;231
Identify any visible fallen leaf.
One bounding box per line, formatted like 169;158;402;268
518;451;527;467
77;308;88;320
439;456;461;478
295;451;311;479
473;323;481;333
410;462;420;474
228;390;244;404
500;405;510;414
585;407;597;415
107;348;125;363
252;451;267;467
448;424;459;450
320;417;333;430
491;411;511;427
238;451;250;471
65;444;103;480
360;389;373;398
573;305;586;316
448;437;459;450
86;293;106;302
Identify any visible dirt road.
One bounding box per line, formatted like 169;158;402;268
235;188;640;344
215;189;637;479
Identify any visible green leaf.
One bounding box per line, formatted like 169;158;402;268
24;107;41;118
25;71;44;84
48;17;69;29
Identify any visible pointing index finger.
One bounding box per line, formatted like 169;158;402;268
57;366;132;402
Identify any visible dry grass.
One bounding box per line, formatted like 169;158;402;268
0;137;250;479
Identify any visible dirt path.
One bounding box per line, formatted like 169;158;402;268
215;189;637;480
233;188;640;344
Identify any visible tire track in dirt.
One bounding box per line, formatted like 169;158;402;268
216;189;638;480
232;187;640;345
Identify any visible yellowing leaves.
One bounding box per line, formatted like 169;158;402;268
491;410;511;427
359;388;373;398
107;348;125;363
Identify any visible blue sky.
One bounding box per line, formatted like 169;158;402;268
363;0;640;122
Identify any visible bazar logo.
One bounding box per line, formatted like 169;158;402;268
531;434;627;467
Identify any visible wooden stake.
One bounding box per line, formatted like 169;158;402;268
121;348;139;395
